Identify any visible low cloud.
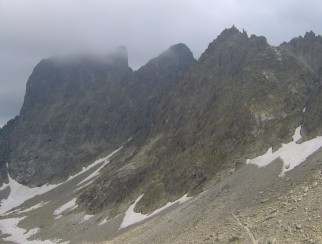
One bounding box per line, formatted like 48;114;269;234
0;0;321;125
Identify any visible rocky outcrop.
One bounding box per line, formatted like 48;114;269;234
281;31;322;76
280;31;322;138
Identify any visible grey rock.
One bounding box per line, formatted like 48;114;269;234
0;44;195;186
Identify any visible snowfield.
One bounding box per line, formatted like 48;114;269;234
0;147;123;244
0;174;60;215
76;159;110;186
120;194;192;229
53;198;78;218
0;147;122;215
71;146;123;185
73;180;94;192
0;216;67;243
17;201;50;215
0;182;9;191
98;217;109;226
80;214;95;223
247;126;322;176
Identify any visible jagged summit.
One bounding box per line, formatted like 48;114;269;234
304;30;316;39
199;26;267;64
148;43;195;65
287;30;322;47
114;45;128;57
163;43;194;58
108;45;129;67
281;29;322;77
168;42;190;51
216;25;247;40
133;43;195;86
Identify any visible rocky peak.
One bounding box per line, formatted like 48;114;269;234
108;46;129;68
20;48;132;117
198;26;268;76
126;43;195;136
161;43;194;61
201;26;269;55
151;43;195;68
134;43;195;83
304;31;316;40
287;30;322;48
281;30;322;77
216;25;247;41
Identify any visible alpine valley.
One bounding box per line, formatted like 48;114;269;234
0;27;321;243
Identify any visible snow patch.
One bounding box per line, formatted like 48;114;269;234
247;126;322;176
80;214;94;223
120;194;192;229
98;217;109;226
0;174;60;215
119;195;145;229
0;147;124;243
76;160;109;186
0;147;123;215
0;182;9;191
73;180;94;192
14;201;50;215
0;216;67;243
53;198;78;217
76;147;123;186
19;201;50;214
54;215;62;220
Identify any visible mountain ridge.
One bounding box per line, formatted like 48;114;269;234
1;26;322;243
75;27;322;216
0;25;321;219
0;43;195;187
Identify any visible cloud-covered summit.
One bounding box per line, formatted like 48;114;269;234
1;0;322;126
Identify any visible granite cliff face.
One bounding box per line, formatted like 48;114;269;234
0;27;322;217
0;44;195;186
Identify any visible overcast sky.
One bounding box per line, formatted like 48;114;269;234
1;0;322;127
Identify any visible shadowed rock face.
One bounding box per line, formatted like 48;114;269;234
2;51;133;186
281;31;322;76
280;31;322;138
1;27;322;217
0;44;195;186
78;27;322;215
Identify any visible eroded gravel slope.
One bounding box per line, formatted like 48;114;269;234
106;150;322;244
